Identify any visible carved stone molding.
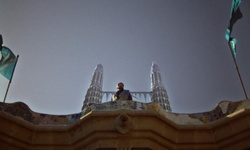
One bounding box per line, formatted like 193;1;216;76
114;113;132;134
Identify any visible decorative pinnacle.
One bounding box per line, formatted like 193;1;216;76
151;62;160;73
95;64;103;73
89;63;103;89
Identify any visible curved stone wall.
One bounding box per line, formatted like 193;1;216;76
1;99;249;125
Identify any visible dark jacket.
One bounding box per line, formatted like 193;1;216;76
112;89;132;101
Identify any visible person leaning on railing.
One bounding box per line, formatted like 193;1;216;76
111;82;132;101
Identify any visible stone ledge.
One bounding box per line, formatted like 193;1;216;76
0;99;249;126
1;101;250;149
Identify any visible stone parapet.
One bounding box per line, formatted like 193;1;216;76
0;99;250;149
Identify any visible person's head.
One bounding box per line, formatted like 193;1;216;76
116;82;124;90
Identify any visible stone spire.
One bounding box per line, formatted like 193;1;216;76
82;64;103;109
150;62;171;111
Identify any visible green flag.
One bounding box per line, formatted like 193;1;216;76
225;0;243;59
0;46;17;80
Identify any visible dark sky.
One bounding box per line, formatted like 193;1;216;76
0;0;249;114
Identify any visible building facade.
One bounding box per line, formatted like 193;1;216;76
0;99;250;149
1;63;250;149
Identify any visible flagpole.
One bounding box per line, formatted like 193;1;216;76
3;55;19;103
227;43;248;99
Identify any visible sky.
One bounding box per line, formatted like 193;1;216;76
0;0;249;115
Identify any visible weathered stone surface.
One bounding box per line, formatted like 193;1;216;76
0;99;250;149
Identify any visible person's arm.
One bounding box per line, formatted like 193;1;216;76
128;92;132;100
111;94;117;101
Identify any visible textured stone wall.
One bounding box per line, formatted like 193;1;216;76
0;99;250;149
0;99;250;126
0;102;81;125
